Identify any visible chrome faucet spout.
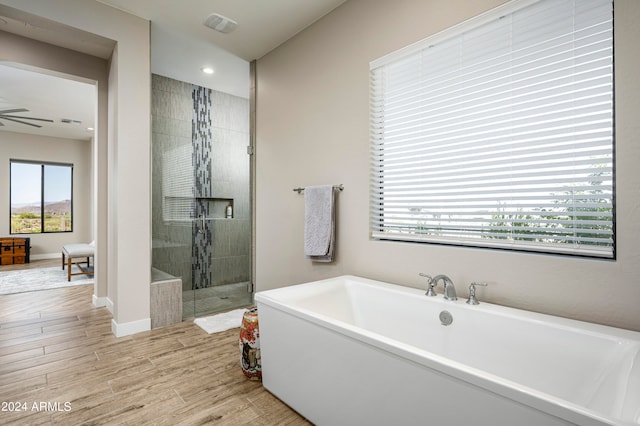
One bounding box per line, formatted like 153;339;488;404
432;274;457;301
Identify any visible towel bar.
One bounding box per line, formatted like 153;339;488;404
293;184;344;194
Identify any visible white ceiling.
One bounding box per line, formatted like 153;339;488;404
98;0;348;62
0;0;347;141
0;63;97;141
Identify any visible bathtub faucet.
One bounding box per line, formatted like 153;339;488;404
419;273;437;296
432;274;457;301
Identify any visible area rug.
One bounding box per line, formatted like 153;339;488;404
0;267;93;295
194;308;247;334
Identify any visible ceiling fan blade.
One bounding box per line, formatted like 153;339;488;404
1;114;54;123
0;108;29;115
0;116;43;128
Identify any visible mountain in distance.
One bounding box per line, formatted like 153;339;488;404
11;200;71;215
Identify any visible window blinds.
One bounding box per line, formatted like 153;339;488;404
370;0;614;258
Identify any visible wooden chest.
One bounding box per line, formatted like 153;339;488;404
0;238;31;265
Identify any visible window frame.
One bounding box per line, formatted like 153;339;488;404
9;159;74;235
369;0;616;259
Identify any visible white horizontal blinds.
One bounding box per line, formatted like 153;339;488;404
370;0;614;257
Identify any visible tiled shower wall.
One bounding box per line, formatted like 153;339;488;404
152;75;192;289
152;74;250;292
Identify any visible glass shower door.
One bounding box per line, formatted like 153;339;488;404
152;74;252;320
191;199;252;317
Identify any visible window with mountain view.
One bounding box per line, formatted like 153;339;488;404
10;160;73;234
369;0;614;258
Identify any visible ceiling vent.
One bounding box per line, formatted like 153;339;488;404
61;118;82;125
203;13;238;34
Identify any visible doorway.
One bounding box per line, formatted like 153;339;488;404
0;63;98;296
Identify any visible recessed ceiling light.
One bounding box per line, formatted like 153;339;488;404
201;67;214;75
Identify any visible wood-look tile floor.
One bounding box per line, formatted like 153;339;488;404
0;268;311;425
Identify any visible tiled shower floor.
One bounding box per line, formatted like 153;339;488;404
183;281;253;319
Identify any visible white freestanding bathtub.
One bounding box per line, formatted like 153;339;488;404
255;275;640;426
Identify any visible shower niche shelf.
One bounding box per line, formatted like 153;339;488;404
197;197;234;219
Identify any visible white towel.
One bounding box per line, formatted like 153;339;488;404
304;185;336;262
194;308;247;334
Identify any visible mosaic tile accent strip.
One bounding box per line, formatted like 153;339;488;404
193;86;212;198
192;85;213;290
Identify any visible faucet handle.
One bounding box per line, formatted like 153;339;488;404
466;282;487;305
419;273;437;296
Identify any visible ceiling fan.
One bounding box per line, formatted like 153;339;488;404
0;108;54;128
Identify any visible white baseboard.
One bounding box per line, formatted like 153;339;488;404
111;317;151;337
31;253;60;260
105;297;114;314
92;294;110;309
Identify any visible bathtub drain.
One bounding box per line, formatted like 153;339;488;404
439;310;453;326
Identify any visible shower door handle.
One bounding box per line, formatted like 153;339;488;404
199;214;206;234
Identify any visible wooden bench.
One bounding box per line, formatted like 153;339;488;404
62;243;94;282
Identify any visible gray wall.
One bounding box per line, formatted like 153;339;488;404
255;0;640;331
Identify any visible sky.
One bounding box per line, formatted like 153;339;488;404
10;162;72;205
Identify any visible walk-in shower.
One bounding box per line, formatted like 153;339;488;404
151;74;252;319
